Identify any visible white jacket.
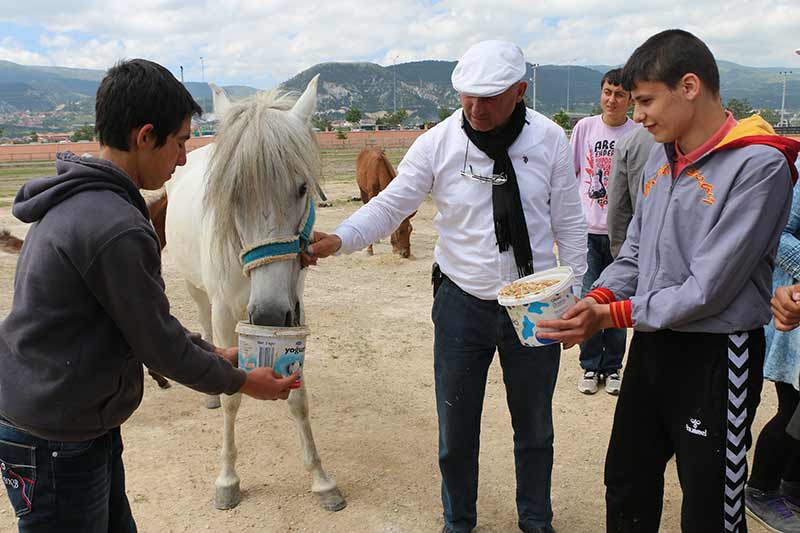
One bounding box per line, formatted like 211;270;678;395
335;108;588;300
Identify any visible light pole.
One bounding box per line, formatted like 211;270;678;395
566;64;570;112
530;63;539;111
565;58;578;113
180;65;184;83
200;57;205;82
780;71;792;126
392;55;399;114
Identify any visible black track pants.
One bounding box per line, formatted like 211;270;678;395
605;329;765;533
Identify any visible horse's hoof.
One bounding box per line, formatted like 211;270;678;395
315;487;346;512
157;379;171;389
205;395;221;409
214;482;241;510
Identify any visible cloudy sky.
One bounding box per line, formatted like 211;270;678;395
1;0;798;88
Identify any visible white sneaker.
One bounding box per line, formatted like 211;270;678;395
578;371;599;394
606;372;622;395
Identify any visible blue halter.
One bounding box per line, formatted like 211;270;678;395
239;198;315;276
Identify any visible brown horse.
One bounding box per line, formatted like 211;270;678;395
144;188;168;250
142;188;171;389
0;229;23;254
356;147;414;258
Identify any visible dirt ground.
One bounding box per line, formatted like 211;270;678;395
0;181;776;532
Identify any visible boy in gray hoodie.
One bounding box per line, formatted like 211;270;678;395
539;30;800;532
0;59;298;532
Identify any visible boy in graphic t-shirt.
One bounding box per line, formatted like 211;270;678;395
569;68;639;395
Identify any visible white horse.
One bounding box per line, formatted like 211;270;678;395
164;76;346;512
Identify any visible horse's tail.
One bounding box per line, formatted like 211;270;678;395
0;228;23;254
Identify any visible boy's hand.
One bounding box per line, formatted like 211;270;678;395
216;346;239;367
772;284;800;331
536;298;614;348
240;368;301;400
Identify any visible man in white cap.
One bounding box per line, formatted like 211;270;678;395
307;40;586;533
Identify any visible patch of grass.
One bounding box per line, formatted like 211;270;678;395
320;147;407;183
0;146;412;204
0;164;55;206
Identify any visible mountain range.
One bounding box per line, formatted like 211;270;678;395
1;57;798;127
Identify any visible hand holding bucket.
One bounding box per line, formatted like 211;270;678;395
240;367;301;400
497;266;579;347
236;322;309;390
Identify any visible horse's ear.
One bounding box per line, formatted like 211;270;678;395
291;74;319;124
209;83;232;118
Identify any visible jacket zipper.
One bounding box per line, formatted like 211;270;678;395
648;177;678;292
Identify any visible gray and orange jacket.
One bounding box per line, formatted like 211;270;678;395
588;116;800;333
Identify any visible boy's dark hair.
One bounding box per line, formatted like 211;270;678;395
621;29;720;95
601;68;624;88
95;59;202;150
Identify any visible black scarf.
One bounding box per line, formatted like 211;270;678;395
462;101;533;277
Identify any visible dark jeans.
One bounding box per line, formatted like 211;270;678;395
0;417;136;532
432;278;560;532
580;233;627;373
749;381;800;491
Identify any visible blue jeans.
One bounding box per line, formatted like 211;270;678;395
0;417;136;532
579;233;627;373
432;278;560;532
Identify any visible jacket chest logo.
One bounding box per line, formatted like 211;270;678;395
642;164;670;198
685;167;715;205
642;164;715;206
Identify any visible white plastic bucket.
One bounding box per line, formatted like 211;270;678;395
235;322;309;389
497;266;578;347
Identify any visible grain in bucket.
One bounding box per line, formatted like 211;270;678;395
235;322;309;389
497;266;578;347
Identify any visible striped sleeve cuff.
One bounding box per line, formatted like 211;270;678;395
586;287;615;304
609;300;633;328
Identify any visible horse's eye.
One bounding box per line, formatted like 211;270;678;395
299;183;307;197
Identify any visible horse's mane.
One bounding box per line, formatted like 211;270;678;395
204;90;321;271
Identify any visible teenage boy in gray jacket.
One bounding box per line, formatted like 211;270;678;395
539;29;800;532
0;59;298;532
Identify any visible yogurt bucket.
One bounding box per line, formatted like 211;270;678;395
497;266;578;347
235;322;309;389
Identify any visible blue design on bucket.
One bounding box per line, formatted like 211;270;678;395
521;316;536;340
527;301;550;314
274;353;304;377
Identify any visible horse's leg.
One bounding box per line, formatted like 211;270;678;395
287;378;346;512
185;281;221;409
211;304;243;509
148;368;171;389
358;188;374;255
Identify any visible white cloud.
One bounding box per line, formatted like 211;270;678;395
0;37;51;66
0;0;798;86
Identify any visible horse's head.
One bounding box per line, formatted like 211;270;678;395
205;76;322;327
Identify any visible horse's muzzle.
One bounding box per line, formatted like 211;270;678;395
248;301;300;328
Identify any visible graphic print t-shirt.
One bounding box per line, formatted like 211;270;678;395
570;115;640;234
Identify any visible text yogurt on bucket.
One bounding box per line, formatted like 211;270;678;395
497;266;578;347
235;322;309;389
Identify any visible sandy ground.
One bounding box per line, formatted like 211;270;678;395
0;182;776;532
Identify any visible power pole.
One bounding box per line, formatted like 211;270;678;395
392;56;399;114
780;71;792;126
180;65;184;83
566;64;571;113
531;64;539;111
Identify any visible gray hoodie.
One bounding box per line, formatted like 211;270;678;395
0;152;246;441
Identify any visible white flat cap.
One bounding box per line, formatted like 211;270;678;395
451;40;526;97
